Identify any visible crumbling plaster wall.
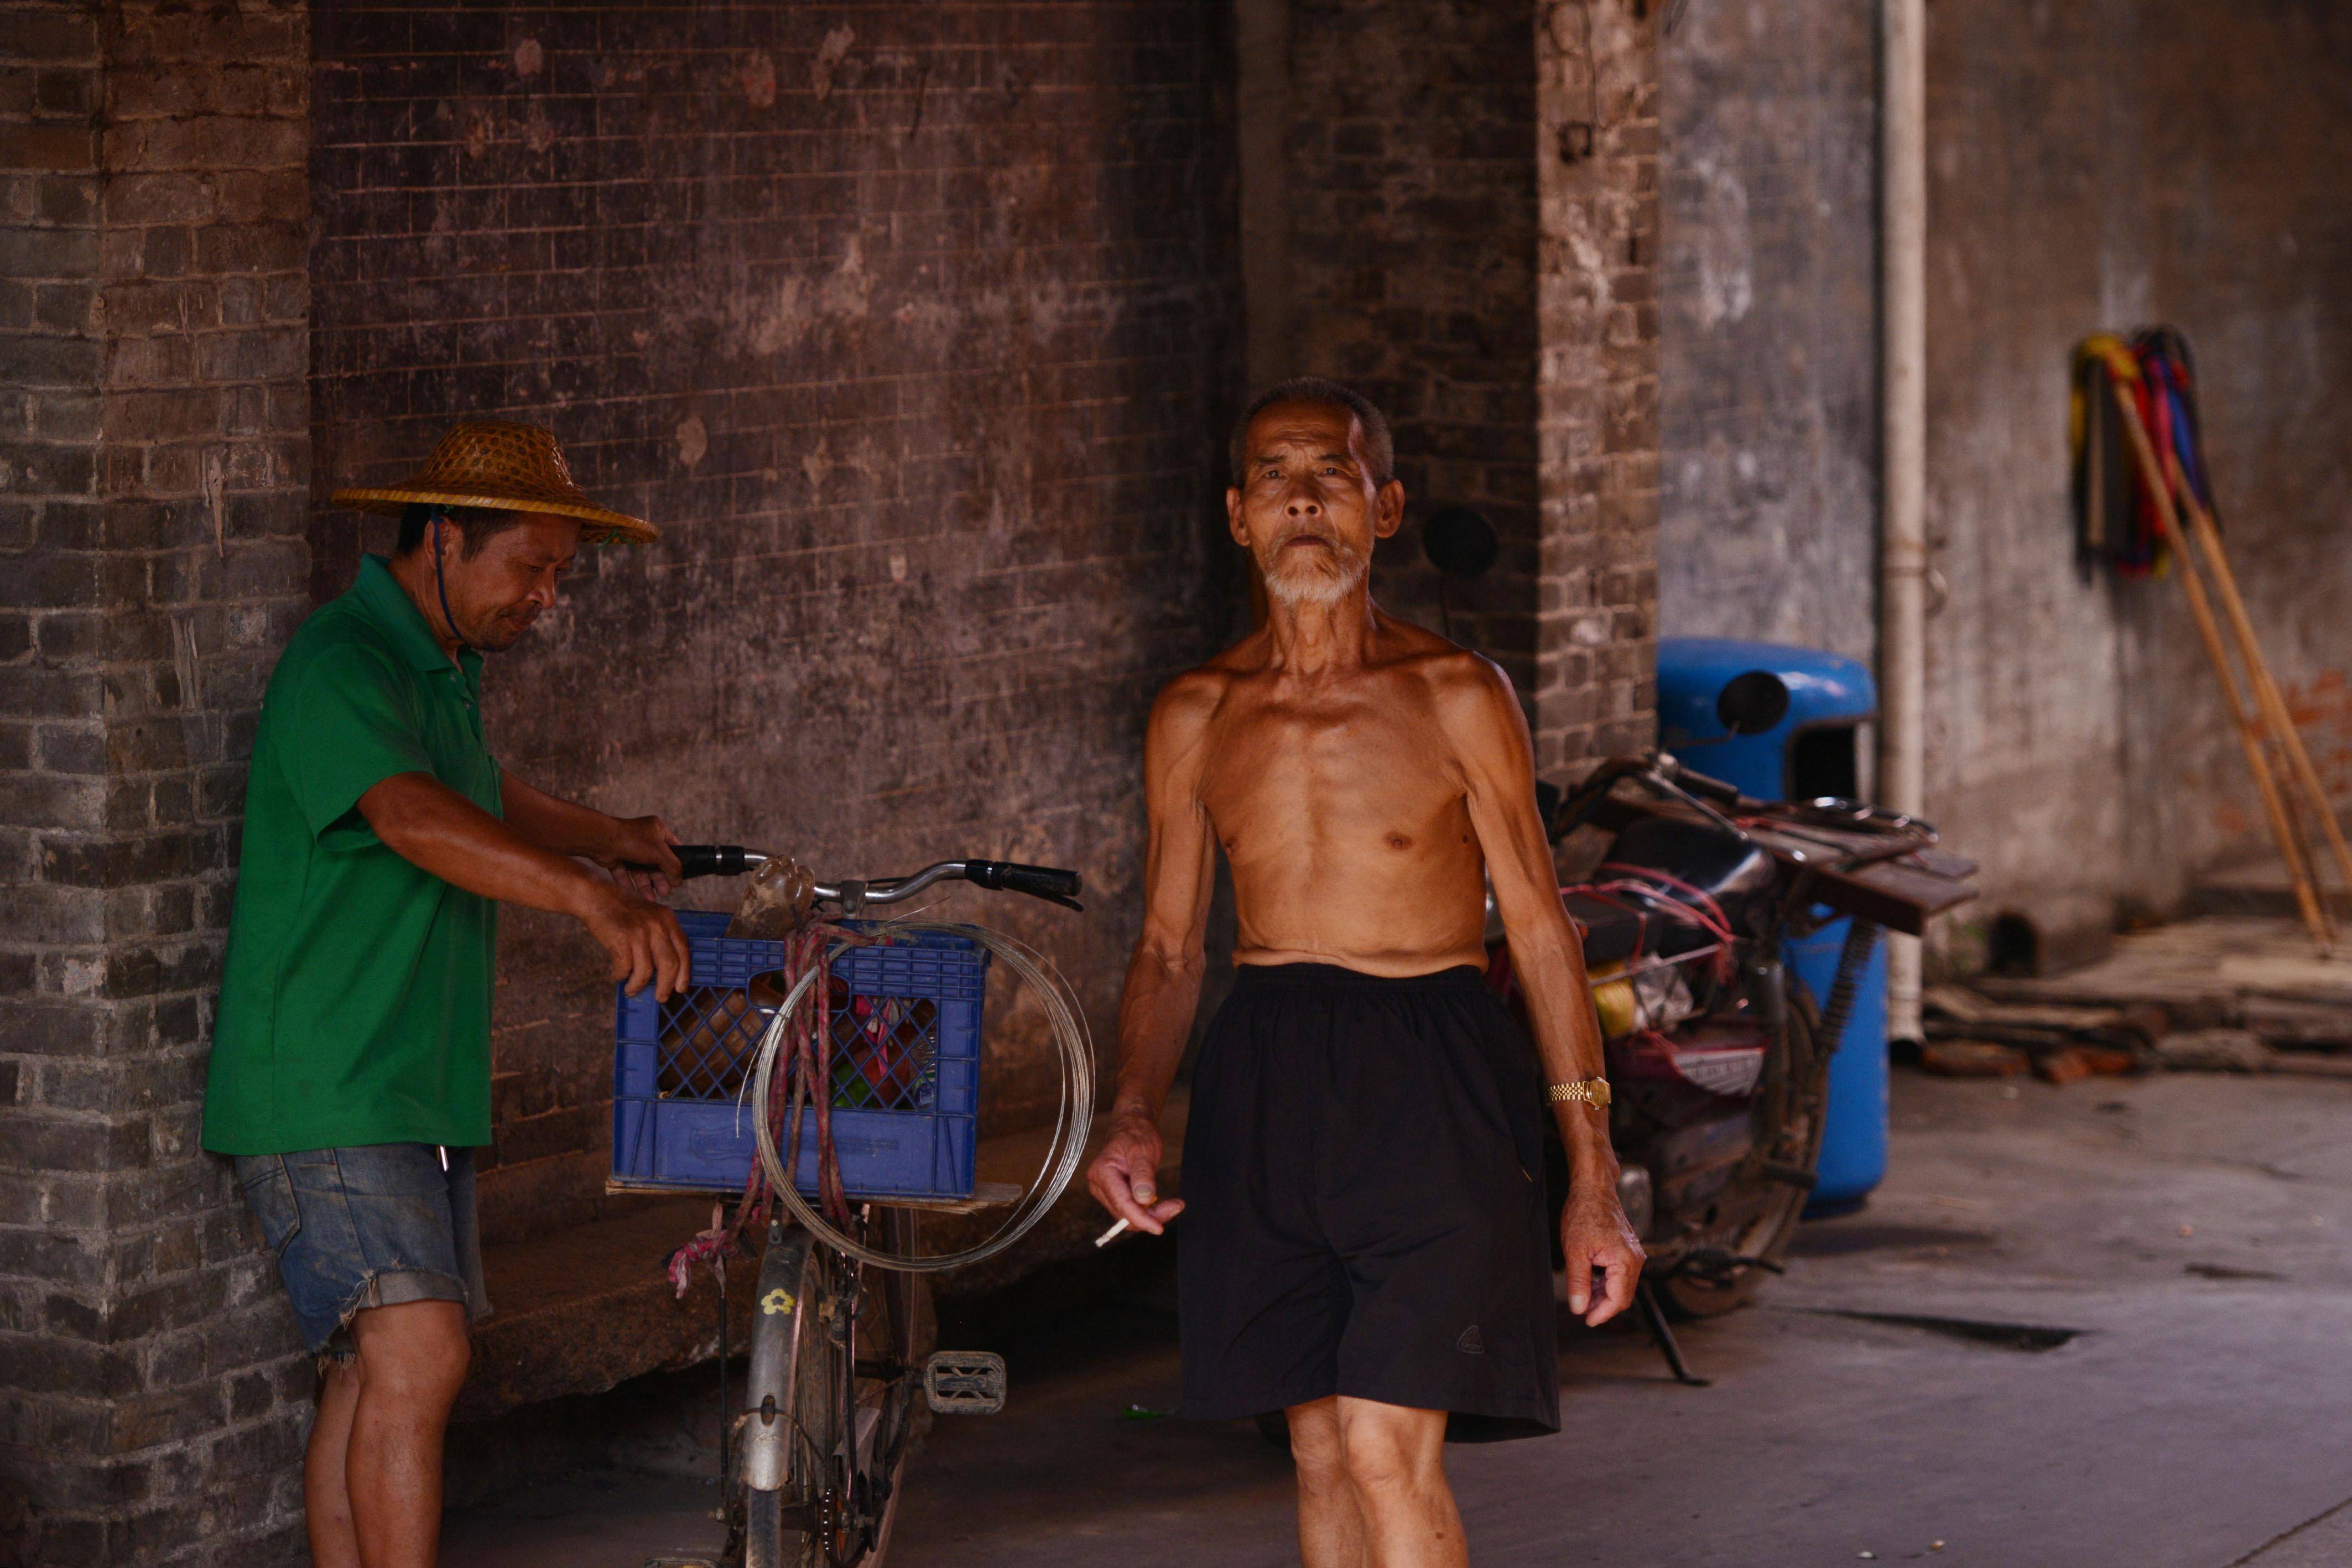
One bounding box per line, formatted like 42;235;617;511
308;1;1242;1239
1659;0;2352;950
1656;1;1876;664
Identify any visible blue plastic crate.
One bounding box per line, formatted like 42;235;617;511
611;911;990;1201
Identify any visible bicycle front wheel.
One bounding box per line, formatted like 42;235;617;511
740;1230;844;1568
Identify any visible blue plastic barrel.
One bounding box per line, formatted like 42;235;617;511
1654;637;1887;1210
1783;916;1890;1209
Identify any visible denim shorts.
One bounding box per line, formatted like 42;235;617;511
236;1144;490;1366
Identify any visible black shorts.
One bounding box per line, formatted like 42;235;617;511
1179;962;1559;1442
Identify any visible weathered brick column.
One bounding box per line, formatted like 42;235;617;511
1236;0;1661;769
0;3;314;1562
1533;0;1660;769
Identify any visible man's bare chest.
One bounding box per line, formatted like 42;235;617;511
1198;701;1469;859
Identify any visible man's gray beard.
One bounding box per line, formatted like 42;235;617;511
1263;550;1370;608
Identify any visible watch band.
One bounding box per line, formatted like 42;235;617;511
1547;1077;1611;1108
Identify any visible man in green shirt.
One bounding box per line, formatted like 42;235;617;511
204;421;691;1568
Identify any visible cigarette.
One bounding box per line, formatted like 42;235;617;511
1094;1217;1131;1248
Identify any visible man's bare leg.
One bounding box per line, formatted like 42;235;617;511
306;1360;364;1568
1335;1397;1464;1568
345;1299;471;1568
1288;1398;1368;1567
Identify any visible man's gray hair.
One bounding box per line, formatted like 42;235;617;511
1228;377;1396;487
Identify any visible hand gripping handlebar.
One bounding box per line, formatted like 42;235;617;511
673;844;760;880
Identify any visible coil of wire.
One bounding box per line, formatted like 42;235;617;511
743;921;1096;1273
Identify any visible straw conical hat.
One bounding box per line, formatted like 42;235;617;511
330;421;656;545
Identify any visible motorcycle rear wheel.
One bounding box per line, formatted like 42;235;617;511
1658;985;1827;1320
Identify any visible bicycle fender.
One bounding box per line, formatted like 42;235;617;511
741;1228;815;1493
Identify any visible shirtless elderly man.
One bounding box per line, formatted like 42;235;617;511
1087;378;1643;1566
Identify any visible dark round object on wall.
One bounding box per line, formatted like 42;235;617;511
1716;670;1792;736
1422;507;1500;579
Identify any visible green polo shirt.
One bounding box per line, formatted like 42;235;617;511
202;555;501;1155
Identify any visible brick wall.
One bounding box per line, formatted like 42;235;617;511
307;1;1242;1239
1237;0;1659;772
0;2;314;1564
1251;0;1544;688
0;0;1662;1555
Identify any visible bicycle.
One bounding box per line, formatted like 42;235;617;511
646;849;1095;1568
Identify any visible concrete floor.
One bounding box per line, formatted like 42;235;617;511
444;1067;2352;1568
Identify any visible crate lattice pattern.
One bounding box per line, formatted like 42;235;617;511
655;984;939;1112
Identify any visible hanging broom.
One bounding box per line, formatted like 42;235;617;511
2073;330;2344;955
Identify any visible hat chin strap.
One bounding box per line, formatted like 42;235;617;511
430;508;476;657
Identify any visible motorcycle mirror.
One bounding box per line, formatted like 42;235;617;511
1716;670;1791;736
1422;507;1500;579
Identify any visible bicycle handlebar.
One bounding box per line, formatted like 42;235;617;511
1662;759;1742;808
664;847;1084;911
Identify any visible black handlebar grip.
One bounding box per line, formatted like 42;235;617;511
1669;765;1742;808
965;860;1083;900
672;845;753;880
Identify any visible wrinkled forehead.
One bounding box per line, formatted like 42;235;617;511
1245;401;1370;465
485;512;582;566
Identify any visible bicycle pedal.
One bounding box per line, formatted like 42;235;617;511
924;1350;1007;1414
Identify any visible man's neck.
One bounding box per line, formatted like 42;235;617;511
1263;590;1377;676
384;551;466;662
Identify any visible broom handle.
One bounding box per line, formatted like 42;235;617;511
2164;454;2352;902
2107;382;2334;952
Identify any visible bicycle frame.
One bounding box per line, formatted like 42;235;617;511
670;850;1077;1567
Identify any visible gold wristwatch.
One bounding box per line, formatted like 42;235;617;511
1547;1077;1611;1108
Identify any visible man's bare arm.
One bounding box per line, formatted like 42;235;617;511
1086;676;1222;1236
362;773;690;1001
1444;659;1645;1325
501;772;684;898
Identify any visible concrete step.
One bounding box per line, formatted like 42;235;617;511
456;1093;1189;1423
461;1194;743;1423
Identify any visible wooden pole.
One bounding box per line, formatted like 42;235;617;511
2106;381;2335;953
2165;459;2352;905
